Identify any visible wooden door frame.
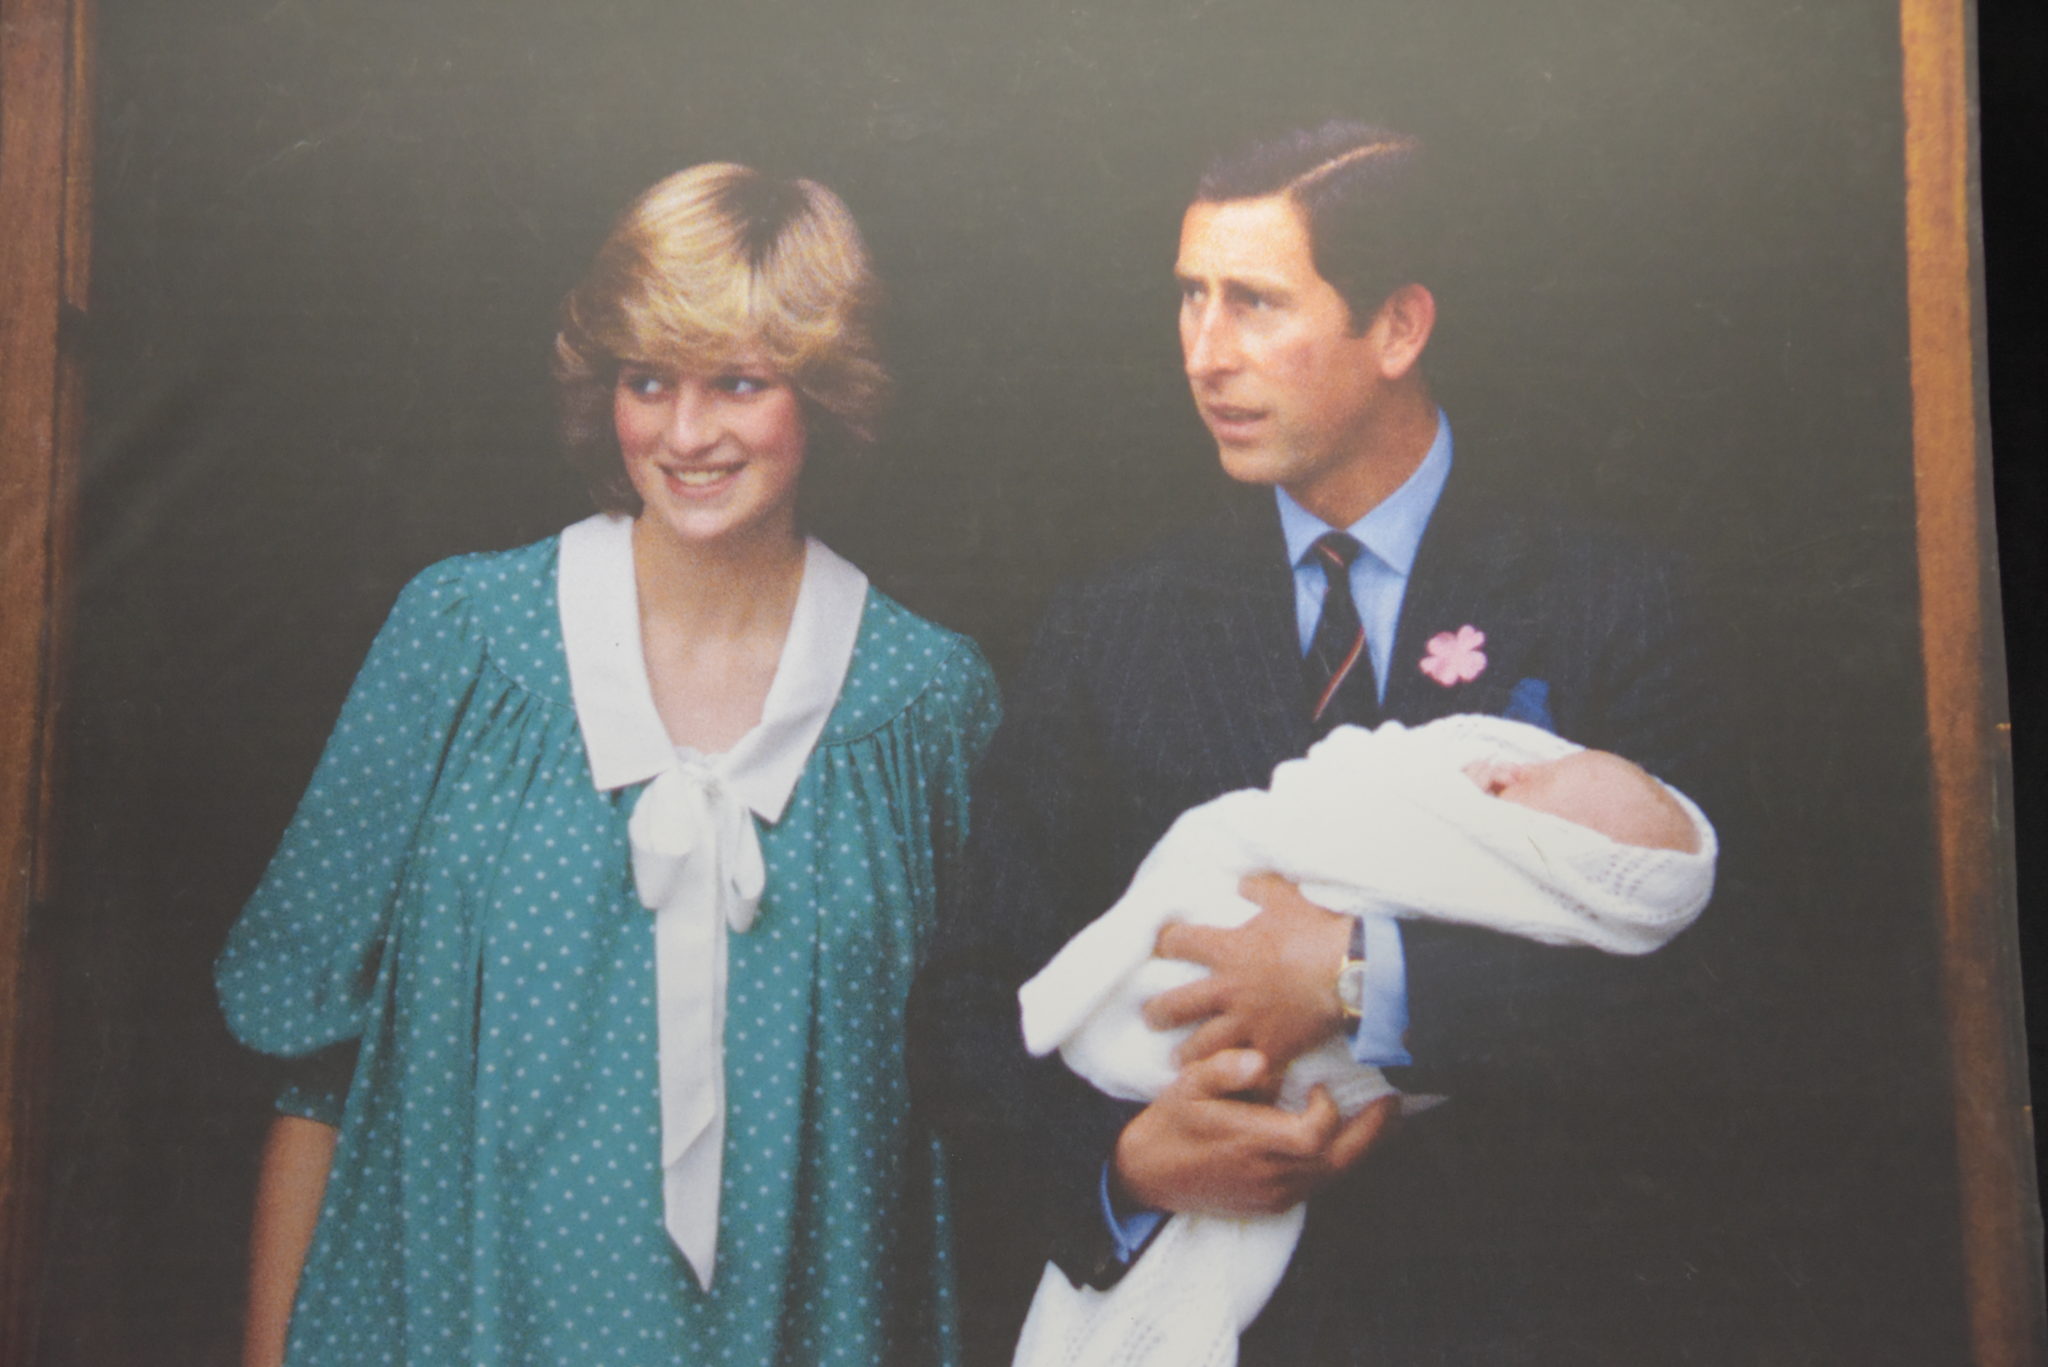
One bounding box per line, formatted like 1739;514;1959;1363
0;0;2035;1360
1903;2;2044;1362
0;0;91;1360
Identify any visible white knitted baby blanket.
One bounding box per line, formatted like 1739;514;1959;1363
1012;715;1717;1367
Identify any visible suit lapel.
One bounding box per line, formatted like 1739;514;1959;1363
1176;493;1311;781
1131;470;1547;806
1383;472;1537;725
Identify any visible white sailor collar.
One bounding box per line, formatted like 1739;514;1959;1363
557;511;869;819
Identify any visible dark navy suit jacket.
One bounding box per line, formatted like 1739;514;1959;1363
909;469;1726;1365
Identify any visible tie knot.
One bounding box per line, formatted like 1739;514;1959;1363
1310;531;1363;576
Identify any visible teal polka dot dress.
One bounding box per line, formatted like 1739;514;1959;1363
216;530;999;1366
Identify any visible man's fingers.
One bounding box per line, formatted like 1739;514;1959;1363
1173;1014;1249;1066
1327;1094;1399;1171
1143;975;1226;1031
1282;1083;1342;1156
1153;920;1230;967
1172;1047;1269;1100
1236;870;1307;911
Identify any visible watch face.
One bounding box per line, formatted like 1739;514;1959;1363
1337;960;1370;1018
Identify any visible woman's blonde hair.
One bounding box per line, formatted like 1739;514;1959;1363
553;163;890;513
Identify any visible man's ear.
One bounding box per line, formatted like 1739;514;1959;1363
1369;283;1436;380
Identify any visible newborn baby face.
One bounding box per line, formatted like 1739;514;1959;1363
1462;750;1699;853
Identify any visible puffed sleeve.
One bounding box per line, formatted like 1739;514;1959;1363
215;561;484;1059
913;638;1003;887
273;1044;357;1125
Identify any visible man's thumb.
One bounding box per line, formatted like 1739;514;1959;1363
1192;1047;1268;1095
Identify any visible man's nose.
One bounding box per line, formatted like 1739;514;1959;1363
1183;301;1239;381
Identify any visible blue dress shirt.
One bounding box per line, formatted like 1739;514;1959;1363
1273;409;1454;1071
1102;413;1455;1257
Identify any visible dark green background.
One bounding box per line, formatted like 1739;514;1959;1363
47;1;1976;1361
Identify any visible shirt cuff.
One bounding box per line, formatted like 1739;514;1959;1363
1099;1162;1167;1264
1347;914;1413;1068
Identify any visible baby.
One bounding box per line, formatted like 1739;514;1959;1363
1467;748;1700;852
1012;714;1716;1367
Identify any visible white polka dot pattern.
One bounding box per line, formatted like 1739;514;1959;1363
216;532;1001;1366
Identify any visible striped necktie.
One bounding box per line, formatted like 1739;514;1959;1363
1304;531;1379;735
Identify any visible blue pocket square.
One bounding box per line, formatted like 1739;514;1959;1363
1503;678;1553;731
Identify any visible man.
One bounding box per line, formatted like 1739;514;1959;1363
909;121;1718;1365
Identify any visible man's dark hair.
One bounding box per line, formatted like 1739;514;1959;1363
1196;120;1435;333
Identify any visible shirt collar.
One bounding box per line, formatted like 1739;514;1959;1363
557;512;868;823
1276;408;1453;574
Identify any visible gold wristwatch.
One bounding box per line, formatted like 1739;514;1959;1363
1335;915;1369;1022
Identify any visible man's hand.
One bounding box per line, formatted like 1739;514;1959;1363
1146;872;1354;1071
1112;1049;1396;1215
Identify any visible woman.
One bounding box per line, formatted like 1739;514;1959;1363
218;163;998;1366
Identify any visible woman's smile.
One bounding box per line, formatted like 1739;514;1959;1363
661;461;744;493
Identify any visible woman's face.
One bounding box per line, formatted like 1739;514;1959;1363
613;355;808;553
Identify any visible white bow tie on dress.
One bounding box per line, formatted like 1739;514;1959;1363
628;756;766;1290
556;513;869;1294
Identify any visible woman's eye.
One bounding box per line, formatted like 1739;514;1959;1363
620;370;668;398
717;374;772;396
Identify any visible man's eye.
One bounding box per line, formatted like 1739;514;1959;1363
1179;282;1206;305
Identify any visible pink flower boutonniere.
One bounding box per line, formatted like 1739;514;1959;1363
1420;625;1487;687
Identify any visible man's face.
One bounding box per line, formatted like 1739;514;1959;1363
1176;195;1394;510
